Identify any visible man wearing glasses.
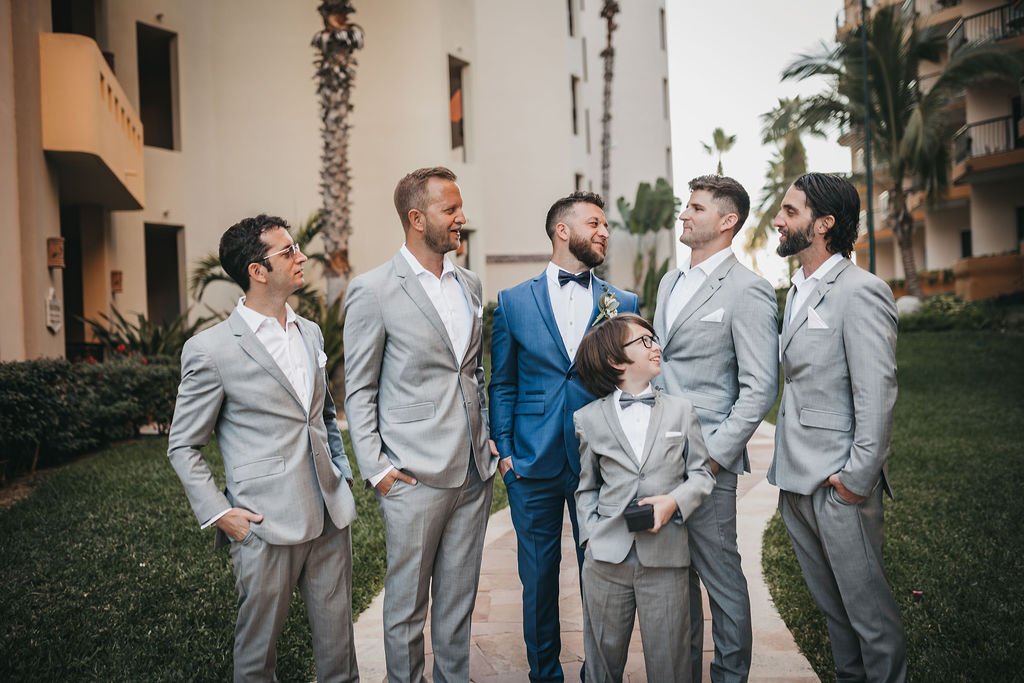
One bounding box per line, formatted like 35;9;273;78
653;175;779;683
168;214;359;682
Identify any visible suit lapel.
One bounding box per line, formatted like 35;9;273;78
655;269;682;338
782;258;851;353
530;275;571;365
638;392;665;469
230;310;305;410
601;396;640;470
298;318;320;411
393;253;458;363
453;266;481;365
665;256;735;346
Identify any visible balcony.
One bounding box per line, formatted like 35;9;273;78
921;0;962;32
952;115;1024;184
947;2;1024;56
39;33;145;210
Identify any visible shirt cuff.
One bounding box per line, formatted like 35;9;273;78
369;465;395;488
201;507;231;529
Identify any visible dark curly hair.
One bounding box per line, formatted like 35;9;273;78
793;173;860;258
219;214;290;292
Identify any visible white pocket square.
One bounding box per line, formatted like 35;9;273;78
700;308;725;323
317;349;328;368
476;305;484;318
807;307;829;329
665;431;683;438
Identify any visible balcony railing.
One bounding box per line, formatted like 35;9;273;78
39;33;145;209
948;2;1024;55
953;115;1021;163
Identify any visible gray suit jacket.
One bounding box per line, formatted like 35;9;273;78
574;392;715;568
343;252;496;488
653;254;779;473
768;258;898;497
167;309;357;546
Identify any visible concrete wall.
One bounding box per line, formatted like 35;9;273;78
972;179;1023;256
0;0;26;360
9;0;64;360
924;204;970;269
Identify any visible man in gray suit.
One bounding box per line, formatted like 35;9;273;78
769;173;906;682
344;166;497;683
653;175;779;683
168;214;359;683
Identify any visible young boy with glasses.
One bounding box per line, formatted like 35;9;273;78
573;313;715;682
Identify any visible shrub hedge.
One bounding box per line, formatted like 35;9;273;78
0;355;179;479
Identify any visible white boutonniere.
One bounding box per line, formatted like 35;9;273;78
593;285;620;323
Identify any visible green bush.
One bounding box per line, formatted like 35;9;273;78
0;355;179;478
898;293;1002;332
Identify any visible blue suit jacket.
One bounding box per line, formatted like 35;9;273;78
488;273;639;478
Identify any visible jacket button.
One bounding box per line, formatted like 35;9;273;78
785;377;792;384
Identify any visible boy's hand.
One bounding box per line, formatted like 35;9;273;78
637;495;678;533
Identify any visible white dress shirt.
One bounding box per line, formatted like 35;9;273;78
545;261;593;359
789;253;845;324
613;385;655;463
664;246;733;329
369;247;474;488
204;297;312;528
401;245;473;360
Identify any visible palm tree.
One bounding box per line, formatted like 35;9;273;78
599;1;620;203
783;3;1022;298
700;127;736;175
312;1;364;305
745;98;824;274
611;178;680;319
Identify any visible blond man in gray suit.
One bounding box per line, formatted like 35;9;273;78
344;166;497;683
168;214;358;682
769;173;906;683
653;175;779;683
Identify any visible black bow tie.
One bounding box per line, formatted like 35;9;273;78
619;393;656;409
558;269;591;288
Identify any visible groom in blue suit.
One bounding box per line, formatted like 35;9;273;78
489;191;638;682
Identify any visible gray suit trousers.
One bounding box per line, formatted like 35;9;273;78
377;461;493;683
582;546;692;683
687;470;751;683
227;515;357;683
779;487;906;683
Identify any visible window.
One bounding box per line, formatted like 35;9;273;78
571;75;580;135
449;56;468;160
659;8;667;51
52;0;96;39
145;224;184;326
575;174;584;192
137;22;179;149
567;0;576;37
582;37;588;81
666;147;673;184
662;78;669;119
960;229;972;258
585;109;591;154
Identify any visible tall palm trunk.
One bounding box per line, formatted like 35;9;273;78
891;189;922;298
312;2;364;305
599;1;619;203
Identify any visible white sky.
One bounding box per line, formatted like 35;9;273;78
665;0;851;287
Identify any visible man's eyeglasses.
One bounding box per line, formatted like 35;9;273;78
259;243;301;263
623;334;660;350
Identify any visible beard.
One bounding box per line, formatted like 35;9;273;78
424;218;459;254
776;219;814;257
679;223;718;249
568;231;605;269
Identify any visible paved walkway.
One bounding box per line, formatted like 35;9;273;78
353;423;817;681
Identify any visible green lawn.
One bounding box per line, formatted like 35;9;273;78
0;433;507;681
763;331;1024;681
